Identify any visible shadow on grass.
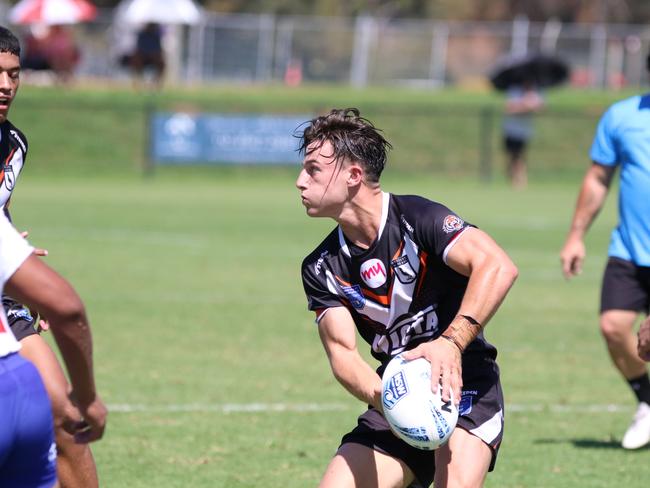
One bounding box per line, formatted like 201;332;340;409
534;438;650;451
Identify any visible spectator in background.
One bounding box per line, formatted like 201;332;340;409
20;25;79;84
43;25;80;84
130;23;165;88
501;82;544;189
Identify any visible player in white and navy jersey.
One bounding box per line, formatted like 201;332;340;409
0;212;107;487
0;26;100;487
0;212;56;487
298;108;518;488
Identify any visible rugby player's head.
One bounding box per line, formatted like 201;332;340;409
299;108;392;184
0;27;20;57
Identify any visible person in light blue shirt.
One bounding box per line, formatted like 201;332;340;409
560;52;650;450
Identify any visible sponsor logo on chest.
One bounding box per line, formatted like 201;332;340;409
360;258;387;288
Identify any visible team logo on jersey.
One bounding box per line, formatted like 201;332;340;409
3;164;15;191
459;390;477;416
391;255;417;284
341;284;366;309
360;259;387;288
442;215;464;234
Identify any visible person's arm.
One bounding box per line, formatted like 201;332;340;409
318;306;383;411
403;228;518;404
638;316;650;362
560;163;616;279
5;254;106;443
505;90;544;114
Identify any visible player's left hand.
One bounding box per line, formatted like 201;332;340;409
402;338;463;405
638;316;650;362
19;231;48;256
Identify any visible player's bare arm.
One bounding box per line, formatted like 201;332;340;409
318;306;383;411
560;163;616;279
5;254;107;443
404;228;518;404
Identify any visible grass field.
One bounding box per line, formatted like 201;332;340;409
8;166;649;488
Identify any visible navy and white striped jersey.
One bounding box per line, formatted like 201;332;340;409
0;120;28;216
301;192;497;368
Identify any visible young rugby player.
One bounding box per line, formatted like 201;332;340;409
0;213;107;486
560;51;650;450
297;108;518;487
0;26;101;486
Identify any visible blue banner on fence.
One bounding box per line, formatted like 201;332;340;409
150;113;309;165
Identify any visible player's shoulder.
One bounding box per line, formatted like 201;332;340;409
2;120;28;153
607;93;647;117
301;226;339;274
390;193;452;220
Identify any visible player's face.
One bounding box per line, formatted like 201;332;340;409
0;51;20;123
296;140;351;218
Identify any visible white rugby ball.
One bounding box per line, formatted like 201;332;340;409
381;354;458;450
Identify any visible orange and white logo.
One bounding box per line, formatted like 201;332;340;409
442;215;464;234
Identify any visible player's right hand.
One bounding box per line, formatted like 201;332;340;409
73;396;108;444
560;237;586;279
638;316;650;362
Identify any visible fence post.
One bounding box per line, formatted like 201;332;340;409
143;102;155;178
479;106;495;183
350;15;375;87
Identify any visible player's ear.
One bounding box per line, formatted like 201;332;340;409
346;164;364;186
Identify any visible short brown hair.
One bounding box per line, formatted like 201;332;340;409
299;108;391;183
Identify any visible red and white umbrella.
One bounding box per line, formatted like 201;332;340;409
9;0;97;25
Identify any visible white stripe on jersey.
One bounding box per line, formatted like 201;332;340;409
442;226;470;264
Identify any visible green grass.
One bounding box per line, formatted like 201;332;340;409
9;167;650;488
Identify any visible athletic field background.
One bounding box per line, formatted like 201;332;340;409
9;84;650;487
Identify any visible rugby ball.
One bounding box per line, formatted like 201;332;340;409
381;354;458;450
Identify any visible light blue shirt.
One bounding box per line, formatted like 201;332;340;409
590;94;650;266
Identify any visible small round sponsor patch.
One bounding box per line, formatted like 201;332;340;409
360;258;387;288
442;215;464;234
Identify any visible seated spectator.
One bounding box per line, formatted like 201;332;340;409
130;23;165;87
21;25;79;84
43;25;80;83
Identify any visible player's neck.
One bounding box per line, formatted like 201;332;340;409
337;188;384;249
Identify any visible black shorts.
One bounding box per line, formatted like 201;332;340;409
340;356;504;488
600;257;650;314
503;136;527;158
2;296;39;341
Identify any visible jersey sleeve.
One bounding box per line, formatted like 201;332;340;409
0;214;34;286
589;105;618;166
301;256;344;313
411;200;473;263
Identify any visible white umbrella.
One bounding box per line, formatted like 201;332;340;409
116;0;202;25
9;0;97;25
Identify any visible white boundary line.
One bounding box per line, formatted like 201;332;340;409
107;402;633;414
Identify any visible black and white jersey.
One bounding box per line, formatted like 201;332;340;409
301;192;497;368
0;120;28;218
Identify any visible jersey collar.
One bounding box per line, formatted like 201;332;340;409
338;191;390;258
